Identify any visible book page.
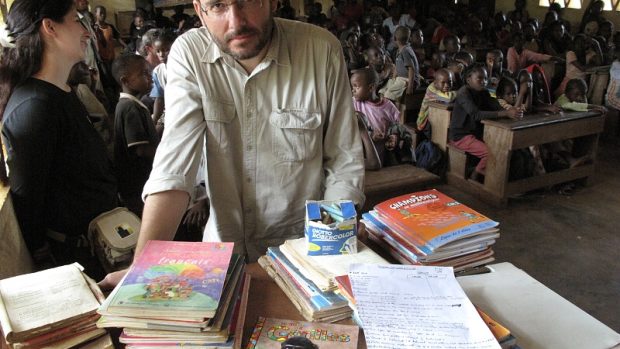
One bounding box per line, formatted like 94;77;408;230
349;264;500;349
0;263;99;334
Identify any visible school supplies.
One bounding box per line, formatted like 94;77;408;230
305;200;357;256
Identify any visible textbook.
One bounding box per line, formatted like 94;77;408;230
246;317;359;349
103;241;234;319
0;263;105;347
373;190;499;253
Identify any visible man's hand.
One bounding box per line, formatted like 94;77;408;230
183;198;208;230
98;268;129;291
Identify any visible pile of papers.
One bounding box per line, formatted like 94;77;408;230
362;189;499;272
97;241;248;349
258;238;388;322
0;263;110;349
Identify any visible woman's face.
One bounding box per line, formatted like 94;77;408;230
49;6;90;65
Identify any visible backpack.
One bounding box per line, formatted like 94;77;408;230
415;139;447;176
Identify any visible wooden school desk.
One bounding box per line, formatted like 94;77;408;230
446;110;605;206
243;262;620;349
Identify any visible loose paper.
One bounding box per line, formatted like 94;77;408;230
349;264;500;349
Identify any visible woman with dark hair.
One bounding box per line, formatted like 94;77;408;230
0;0;117;278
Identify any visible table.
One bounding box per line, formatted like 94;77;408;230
446;110;605;206
243;262;620;349
242;263;366;349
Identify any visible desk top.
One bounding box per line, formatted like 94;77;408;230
482;110;602;130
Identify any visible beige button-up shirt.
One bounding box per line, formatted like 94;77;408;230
143;19;365;261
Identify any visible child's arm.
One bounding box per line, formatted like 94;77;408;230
406;66;416;95
356;112;382;170
121;105;158;160
459;90;522;120
516;80;533;112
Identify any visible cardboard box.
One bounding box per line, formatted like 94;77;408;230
305;200;357;256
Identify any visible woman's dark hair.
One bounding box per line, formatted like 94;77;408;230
0;0;74;118
496;77;517;99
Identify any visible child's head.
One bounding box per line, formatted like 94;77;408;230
447;60;465;76
572;33;588;52
94;5;107;23
345;31;359;48
599;20;614;41
454;51;474;68
350;67;379;102
464;65;488;91
486;49;503;73
112;54;153;95
153;29;177;65
140;28;162;58
410;29;423;47
431;52;446;70
394;25;411;46
433;69;453;93
443;35;461;54
366;46;386;71
565;78;588;103
496;77;518;105
133;12;145;29
67;62;92;87
550;21;565;41
512;31;525;50
584;20;599;37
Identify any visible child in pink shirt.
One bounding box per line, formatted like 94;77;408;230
351;67;401;166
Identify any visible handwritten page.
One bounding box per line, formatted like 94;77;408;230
349;264;500;349
0;263;99;334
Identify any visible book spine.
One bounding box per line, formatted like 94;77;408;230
245;316;265;349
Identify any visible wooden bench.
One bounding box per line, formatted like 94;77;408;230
363;165;440;211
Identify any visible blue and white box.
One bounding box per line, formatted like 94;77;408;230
305;200;357;256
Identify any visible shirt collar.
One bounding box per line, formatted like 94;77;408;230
119;92;150;111
200;19;291;67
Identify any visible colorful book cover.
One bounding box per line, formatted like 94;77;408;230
245;317;358;349
373;190;499;251
108;241;234;317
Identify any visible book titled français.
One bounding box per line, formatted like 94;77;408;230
246;317;358;349
103;241;234;319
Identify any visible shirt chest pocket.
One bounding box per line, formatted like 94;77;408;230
269;109;321;162
203;98;236;153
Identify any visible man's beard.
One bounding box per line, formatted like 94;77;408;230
212;14;274;61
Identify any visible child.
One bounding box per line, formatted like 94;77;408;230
394;25;420;95
442;34;461;58
112;54;159;216
485;49;509;92
417;69;457;137
507;32;559;75
67;62;114;160
380;26;418;102
555;78;607;113
426;51;446;80
150;29;177;137
496;76;546;176
366;46;395;91
351;67;401;167
93;6;126;72
555;34;602;97
447;60;465;90
410;28;425;65
449;65;522;182
516;69;561;114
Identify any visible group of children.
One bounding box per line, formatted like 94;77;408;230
349;24;613;189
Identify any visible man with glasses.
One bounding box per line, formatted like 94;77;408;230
100;0;364;288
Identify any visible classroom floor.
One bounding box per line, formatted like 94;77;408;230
434;134;620;333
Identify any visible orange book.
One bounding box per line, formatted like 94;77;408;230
373;190;499;253
476;307;511;341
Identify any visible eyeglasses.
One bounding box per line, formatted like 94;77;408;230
199;0;263;18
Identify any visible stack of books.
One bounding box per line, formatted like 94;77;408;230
97;241;248;349
258;237;388;323
0;263;110;349
362;189;500;272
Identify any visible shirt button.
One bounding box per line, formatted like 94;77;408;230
246;177;252;183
